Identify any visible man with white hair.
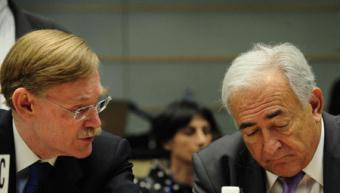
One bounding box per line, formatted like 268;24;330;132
193;43;339;193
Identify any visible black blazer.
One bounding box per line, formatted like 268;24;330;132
192;113;340;193
9;0;66;39
0;110;140;193
328;79;340;115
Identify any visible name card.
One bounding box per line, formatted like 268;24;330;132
0;155;10;193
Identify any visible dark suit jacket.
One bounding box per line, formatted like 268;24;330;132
192;113;340;193
0;110;140;193
328;79;340;115
9;0;65;39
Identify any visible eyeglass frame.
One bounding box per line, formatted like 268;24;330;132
42;95;112;120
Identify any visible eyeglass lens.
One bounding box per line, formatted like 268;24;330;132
75;96;111;120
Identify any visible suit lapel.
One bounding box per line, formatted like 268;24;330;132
44;156;83;193
0;110;17;193
322;113;340;193
0;109;84;193
237;149;266;193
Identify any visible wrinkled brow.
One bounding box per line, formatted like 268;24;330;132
239;109;283;130
265;109;283;119
239;122;255;130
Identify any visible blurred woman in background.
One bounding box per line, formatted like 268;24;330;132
135;99;219;193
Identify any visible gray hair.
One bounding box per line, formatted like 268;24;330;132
221;43;316;113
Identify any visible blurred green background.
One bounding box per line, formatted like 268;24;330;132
16;0;340;135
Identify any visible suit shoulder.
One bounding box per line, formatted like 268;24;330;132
197;132;245;162
92;131;130;155
17;8;67;34
0;109;8;117
23;10;65;31
0;110;12;126
95;131;124;144
88;131;132;164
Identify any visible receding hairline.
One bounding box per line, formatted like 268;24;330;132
221;42;315;114
226;68;304;117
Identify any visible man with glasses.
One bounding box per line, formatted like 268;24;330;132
0;29;140;193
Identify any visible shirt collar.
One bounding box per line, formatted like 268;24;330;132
266;117;324;191
13;119;57;172
303;117;324;185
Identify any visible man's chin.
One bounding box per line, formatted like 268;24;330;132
263;157;303;177
72;145;93;159
267;165;301;177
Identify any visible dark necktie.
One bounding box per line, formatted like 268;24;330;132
280;172;305;193
24;162;52;193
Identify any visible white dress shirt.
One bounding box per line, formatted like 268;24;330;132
266;118;324;193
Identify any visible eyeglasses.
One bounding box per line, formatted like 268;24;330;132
44;96;112;120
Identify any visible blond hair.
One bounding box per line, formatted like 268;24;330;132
1;29;99;108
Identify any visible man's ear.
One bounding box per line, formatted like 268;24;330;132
11;88;35;118
309;87;323;121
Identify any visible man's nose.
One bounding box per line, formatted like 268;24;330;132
85;108;102;128
263;139;282;156
262;130;282;156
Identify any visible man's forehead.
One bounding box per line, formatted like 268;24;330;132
237;109;285;130
229;82;294;116
72;86;104;102
46;78;103;102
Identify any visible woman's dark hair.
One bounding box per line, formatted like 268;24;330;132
152;99;219;151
